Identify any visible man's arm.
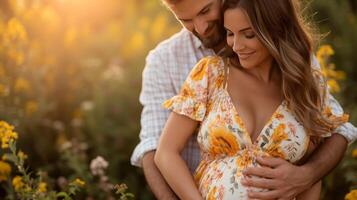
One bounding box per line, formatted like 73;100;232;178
242;133;347;200
143;151;178;200
130;48;178;199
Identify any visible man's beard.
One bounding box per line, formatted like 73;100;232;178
193;19;226;49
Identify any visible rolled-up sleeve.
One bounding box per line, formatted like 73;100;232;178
130;49;176;167
327;94;357;144
312;56;357;144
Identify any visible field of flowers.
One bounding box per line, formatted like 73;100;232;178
0;0;356;199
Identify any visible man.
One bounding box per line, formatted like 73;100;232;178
131;0;357;199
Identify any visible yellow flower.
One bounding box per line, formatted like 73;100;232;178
352;149;357;158
0;121;18;149
236;150;253;168
207;186;217;200
327;79;341;93
12;176;25;191
180;82;195;98
72;178;85;187
209;126;240;157
25;101;38;116
128;32;145;52
265;124;288;158
271;124;288;143
14;77;31;93
345;189;357;200
17;150;28;160
2;18;28;45
37;182;47;193
190;59;209;81
317;45;334;60
150;14;167;41
0;161;11;182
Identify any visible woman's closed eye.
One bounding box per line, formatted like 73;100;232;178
244;32;255;39
226;29;234;37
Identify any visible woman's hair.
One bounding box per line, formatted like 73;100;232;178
222;0;346;137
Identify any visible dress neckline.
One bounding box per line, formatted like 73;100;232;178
222;63;285;144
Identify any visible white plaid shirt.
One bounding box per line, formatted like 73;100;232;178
130;28;357;173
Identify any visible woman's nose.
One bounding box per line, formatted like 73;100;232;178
233;37;245;52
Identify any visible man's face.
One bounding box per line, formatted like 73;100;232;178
166;0;225;48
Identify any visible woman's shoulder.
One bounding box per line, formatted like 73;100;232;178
190;56;225;80
197;56;225;69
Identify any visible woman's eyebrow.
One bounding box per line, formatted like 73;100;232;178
239;27;252;32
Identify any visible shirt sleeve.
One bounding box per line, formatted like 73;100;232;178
312;56;357;144
130;49;176;167
163;57;211;121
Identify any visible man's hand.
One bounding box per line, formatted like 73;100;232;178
241;156;314;200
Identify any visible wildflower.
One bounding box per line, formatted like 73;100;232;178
72;178;85;187
17;150;28;160
114;183;128;194
14;77;31;93
327;79;341;93
81;101;94;111
345;189;357;200
90;156;109;176
2;18;28;45
37;182;47;193
317;44;334;60
0;161;11;181
352;149;357;158
0;121;18;149
12;176;25;191
25;101;39;116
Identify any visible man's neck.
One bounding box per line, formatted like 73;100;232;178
212;41;227;55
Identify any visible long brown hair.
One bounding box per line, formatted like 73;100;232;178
222;0;347;136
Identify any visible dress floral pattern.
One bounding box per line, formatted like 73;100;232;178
163;56;348;200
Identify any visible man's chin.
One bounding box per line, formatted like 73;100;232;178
201;37;223;49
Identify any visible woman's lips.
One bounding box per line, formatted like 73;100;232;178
237;51;255;60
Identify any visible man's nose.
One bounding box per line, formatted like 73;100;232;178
193;18;209;36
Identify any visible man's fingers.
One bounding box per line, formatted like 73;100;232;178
256;156;287;168
247;189;281;199
241;176;278;189
243;166;276;179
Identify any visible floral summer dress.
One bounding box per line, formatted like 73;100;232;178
163;56;348;200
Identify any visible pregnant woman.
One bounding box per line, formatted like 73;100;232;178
155;0;348;199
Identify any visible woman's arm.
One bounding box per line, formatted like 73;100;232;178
154;112;203;200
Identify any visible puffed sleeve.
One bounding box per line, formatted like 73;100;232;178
163;57;213;121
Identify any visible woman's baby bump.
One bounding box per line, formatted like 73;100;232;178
195;148;269;199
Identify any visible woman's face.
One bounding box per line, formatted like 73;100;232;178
224;7;273;70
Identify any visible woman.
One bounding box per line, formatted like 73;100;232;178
154;0;348;199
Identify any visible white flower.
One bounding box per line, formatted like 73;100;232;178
81;101;94;111
90;156;109;176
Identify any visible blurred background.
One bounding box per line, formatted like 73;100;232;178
0;0;356;199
